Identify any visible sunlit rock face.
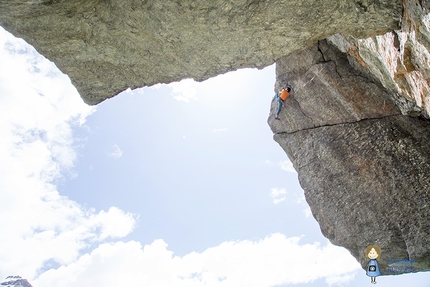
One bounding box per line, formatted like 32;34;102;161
0;0;402;104
269;0;430;275
328;0;430;117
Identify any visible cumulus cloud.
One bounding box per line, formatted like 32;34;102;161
0;27;136;280
269;188;311;217
279;160;296;173
168;78;198;102
34;234;361;287
108;144;123;159
296;193;312;218
270;188;287;204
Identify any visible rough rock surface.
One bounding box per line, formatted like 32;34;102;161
0;0;402;104
269;37;430;274
1;0;429;278
270;40;402;134
328;0;430;117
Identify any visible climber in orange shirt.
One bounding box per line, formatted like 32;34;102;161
275;86;291;120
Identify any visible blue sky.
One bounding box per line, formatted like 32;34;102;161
0;26;429;287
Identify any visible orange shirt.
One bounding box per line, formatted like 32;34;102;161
279;89;290;101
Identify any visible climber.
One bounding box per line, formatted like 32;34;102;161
274;86;291;120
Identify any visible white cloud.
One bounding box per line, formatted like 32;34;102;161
34;234;361;287
273;197;287;204
108;144;123;159
303;206;312;218
269;188;311;217
270;188;287;197
279;160;296;173
325;273;357;286
296;194;312;218
270;188;287;204
90;207;137;240
168;78;198;102
148;83;162;90
0;27;136;280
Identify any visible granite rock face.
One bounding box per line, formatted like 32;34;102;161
270;40;402;134
269;25;430;275
1;0;429;278
328;0;430;117
0;0;402;104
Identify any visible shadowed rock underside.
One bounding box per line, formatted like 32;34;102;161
0;0;402;104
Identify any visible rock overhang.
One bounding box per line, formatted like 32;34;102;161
2;0;429;277
268;1;430;273
0;0;403;105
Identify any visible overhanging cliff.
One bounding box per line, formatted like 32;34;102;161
269;39;430;273
268;1;430;274
1;0;429;277
0;0;402;104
